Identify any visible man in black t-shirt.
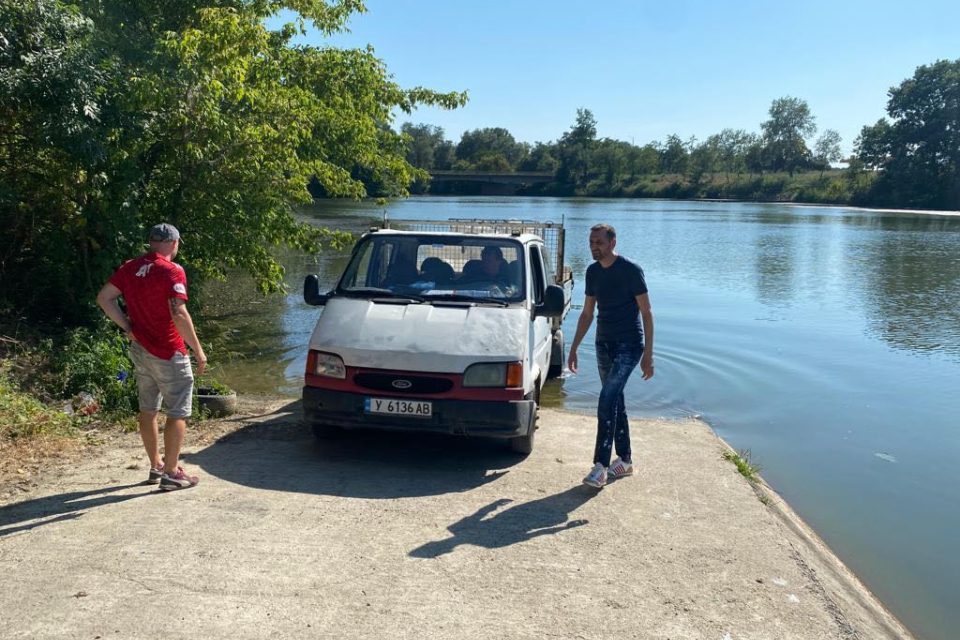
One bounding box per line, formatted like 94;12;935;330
568;223;655;489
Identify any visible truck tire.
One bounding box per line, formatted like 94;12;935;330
547;330;565;379
510;385;540;455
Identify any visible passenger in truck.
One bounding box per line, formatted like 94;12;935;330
419;257;455;286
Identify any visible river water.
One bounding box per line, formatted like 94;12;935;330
201;197;960;640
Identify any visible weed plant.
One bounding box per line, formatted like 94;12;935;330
723;448;763;483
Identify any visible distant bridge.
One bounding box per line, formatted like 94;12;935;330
428;170;553;195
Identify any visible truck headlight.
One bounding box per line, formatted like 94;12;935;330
308;350;346;379
463;362;522;388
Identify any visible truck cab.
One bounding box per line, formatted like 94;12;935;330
302;219;573;454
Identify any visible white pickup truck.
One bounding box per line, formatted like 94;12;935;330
302;218;573;454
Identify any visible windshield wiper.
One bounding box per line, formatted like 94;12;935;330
424;293;509;307
339;288;425;303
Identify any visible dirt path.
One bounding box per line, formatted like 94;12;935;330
0;398;914;640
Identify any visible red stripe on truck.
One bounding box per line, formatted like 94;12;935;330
305;366;525;402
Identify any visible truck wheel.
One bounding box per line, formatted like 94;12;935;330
547;330;565;379
510;386;540;455
312;422;342;440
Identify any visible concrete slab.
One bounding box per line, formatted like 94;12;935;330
0;399;914;640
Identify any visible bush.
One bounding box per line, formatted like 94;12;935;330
52;327;139;415
0;368;76;441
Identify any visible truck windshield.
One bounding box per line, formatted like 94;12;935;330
338;235;525;303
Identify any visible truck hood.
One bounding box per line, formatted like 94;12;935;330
309;297;528;373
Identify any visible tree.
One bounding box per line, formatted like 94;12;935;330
400;123;454;171
659;134;689;175
625;144;659;179
592;139;633;188
813;129;842;177
0;0;467;323
455;127;527;169
716;129;752;180
855;59;960;209
688;135;722;184
760;96;817;175
743;133;765;175
556;108;597;188
854;119;892;170
519;142;559;173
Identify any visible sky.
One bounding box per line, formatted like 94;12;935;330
267;0;960;155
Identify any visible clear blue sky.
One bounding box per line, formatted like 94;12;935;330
268;0;960;155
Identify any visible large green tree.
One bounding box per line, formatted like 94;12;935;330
855;59;960;209
760;96;816;175
401;123;452;170
0;0;466;323
454;127;527;169
556;108;597;188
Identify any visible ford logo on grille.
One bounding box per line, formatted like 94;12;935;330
391;379;413;390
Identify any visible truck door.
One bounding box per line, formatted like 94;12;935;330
529;244;552;389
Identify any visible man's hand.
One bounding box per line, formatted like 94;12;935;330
195;353;208;376
640;354;654;380
567;348;579;374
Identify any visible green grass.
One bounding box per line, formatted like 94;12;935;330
0;368;78;442
723;448;763;484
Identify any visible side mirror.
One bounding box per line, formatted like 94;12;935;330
303;275;330;306
534;284;565;318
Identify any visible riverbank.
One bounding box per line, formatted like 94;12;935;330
0;397;915;639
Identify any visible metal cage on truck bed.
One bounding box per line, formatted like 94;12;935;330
383;218;571;287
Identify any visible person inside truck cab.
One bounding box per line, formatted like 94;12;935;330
461;245;511;283
384;256;418;287
419;257;455;286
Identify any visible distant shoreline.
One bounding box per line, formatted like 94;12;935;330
404;193;960;217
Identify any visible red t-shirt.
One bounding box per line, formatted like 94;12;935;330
109;252;189;360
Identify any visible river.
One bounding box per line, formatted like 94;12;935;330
200;197;960;640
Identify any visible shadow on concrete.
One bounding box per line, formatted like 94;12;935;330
0;483;148;537
409;485;596;557
185;400;525;499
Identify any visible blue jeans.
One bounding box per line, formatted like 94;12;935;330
594;340;643;467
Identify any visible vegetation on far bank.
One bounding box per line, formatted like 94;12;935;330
401;60;960;212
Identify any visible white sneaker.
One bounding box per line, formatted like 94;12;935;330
608;457;634;478
582;462;607;488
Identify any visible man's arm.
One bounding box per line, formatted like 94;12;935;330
567;296;596;374
637;293;654;380
169;298;207;375
96;283;135;341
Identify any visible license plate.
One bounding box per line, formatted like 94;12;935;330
364;397;433;418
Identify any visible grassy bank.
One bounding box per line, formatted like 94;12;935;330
521;169;881;206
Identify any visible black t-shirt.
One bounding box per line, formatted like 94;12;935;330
585;255;648;342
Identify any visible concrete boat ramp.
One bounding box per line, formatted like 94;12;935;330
0;399;914;640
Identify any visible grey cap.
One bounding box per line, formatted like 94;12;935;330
148;223;181;243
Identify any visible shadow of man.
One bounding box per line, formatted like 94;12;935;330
0;483;147;537
410;485;596;558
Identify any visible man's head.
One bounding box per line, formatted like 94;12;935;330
589;223;617;262
480;245;504;276
148;223;180;258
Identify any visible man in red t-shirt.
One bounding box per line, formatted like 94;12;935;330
97;223;208;491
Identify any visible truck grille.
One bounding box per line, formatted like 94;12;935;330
353;372;453;394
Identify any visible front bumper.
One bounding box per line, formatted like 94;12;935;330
302;386;535;437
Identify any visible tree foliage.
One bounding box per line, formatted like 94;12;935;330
454;127;528;169
556;108;597;187
855;58;960;209
760;96;817;176
0;0;466;323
